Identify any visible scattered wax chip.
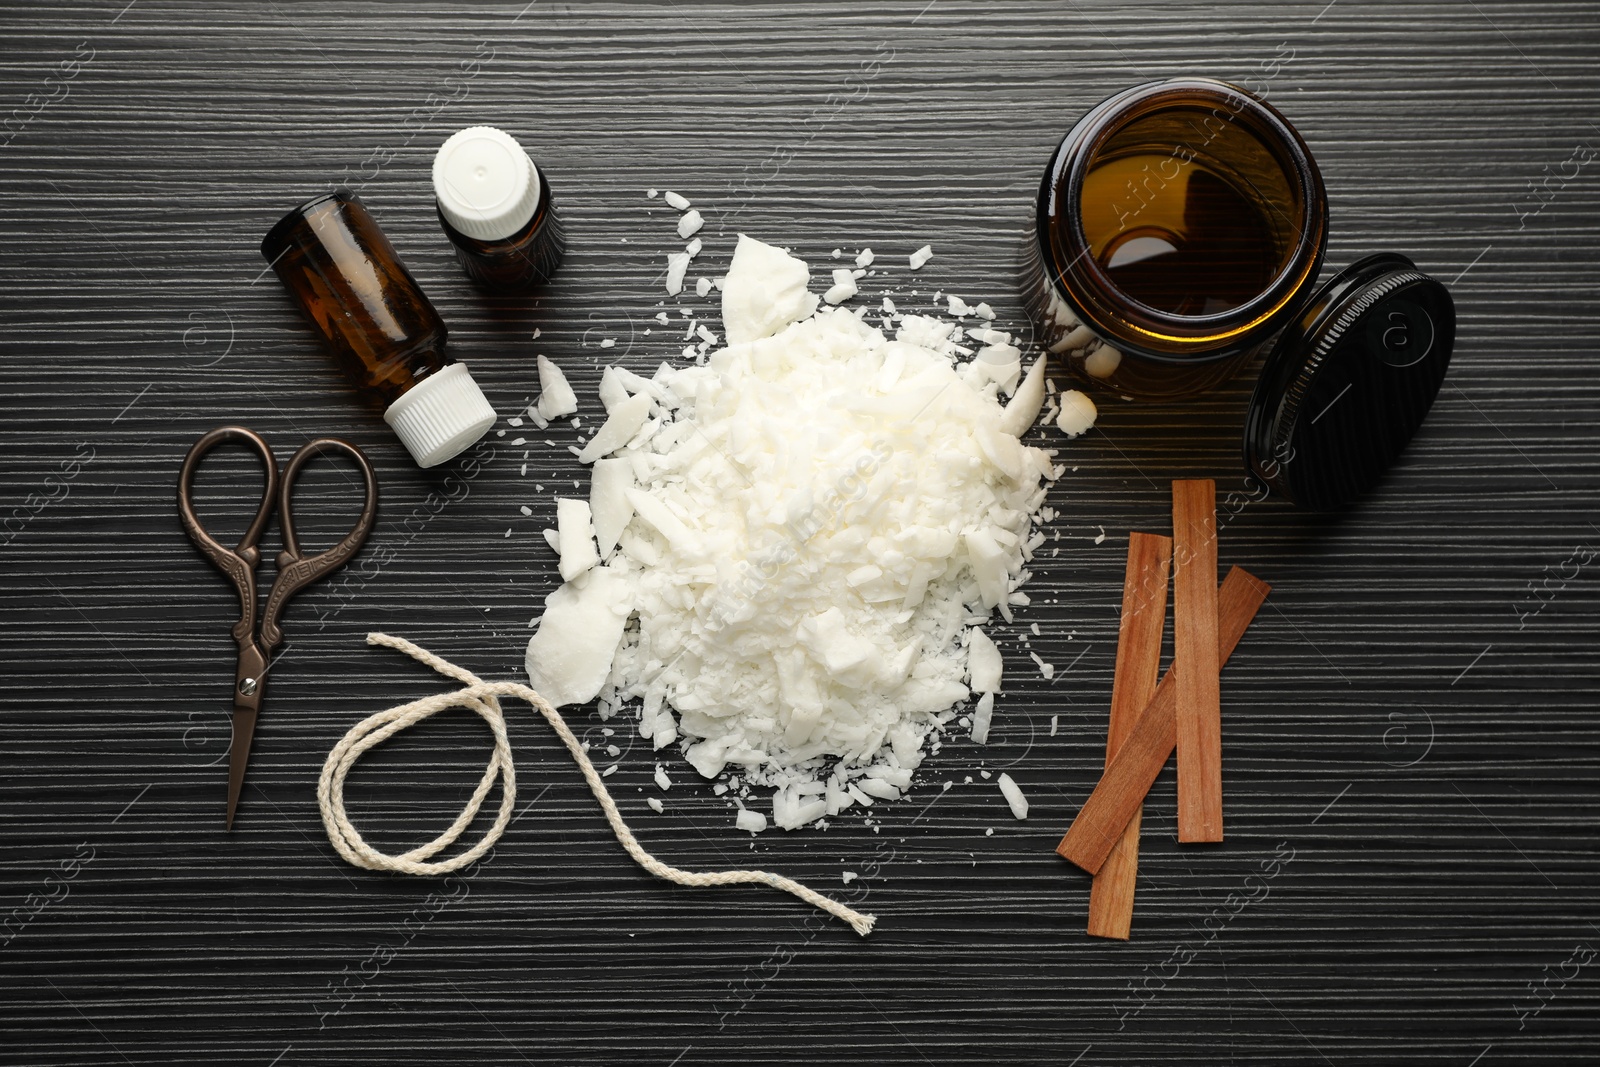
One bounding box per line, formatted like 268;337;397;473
823;267;858;305
663;190;690;210
678;209;704;239
1055;389;1098;438
908;244;934;269
998;772;1029;819
1084;344;1122;378
665;252;690;296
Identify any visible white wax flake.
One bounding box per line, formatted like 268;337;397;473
985;827;995;836
882;296;896;315
974;302;996;320
1093;526;1106;545
1029;652;1054;680
599;338;616;349
967;629;1002;693
576;392;651;464
971;692;995;745
602;764;617;777
534;354;578;423
841;870;858;884
1049;714;1059;736
555;498;600;582
1055;389;1098;438
685;237;703;259
663;190;690;210
1030;623;1041;636
590;457;635;559
504;528;512;538
508;416;523;427
947;294;971;317
997;772;1029;819
519;505;533;516
721;234;819;344
831;248;843;258
678;209;704;239
665;252;690;296
524;567;632;707
1084;344;1122;378
735;808;768;834
654;765;672;790
654;311;670;324
908;244;934;270
823;267;859;305
999;356;1048;437
695;277;712;297
855;248;874;268
647;797;664;813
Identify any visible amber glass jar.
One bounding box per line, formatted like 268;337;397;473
1023;78;1329;400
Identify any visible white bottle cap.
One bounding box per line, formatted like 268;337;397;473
383;362;497;468
433;126;541;241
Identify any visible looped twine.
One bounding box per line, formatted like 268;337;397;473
316;632;876;937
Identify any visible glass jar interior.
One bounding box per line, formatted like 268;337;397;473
1075;105;1306;319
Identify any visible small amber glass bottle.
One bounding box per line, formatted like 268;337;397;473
433;125;565;292
261;190;497;468
1023;78;1329;400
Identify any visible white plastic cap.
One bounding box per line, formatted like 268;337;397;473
433;126;540;241
383;362;497;468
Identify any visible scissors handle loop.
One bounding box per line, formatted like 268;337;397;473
177;426;280;647
258;437;379;651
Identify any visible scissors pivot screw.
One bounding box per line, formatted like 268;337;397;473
238;677;259;696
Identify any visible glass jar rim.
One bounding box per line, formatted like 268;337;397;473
1037;77;1328;362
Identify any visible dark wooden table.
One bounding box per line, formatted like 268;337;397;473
4;1;1598;1063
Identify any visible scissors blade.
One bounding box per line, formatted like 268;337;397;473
225;703;258;831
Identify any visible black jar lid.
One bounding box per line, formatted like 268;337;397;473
1243;253;1455;510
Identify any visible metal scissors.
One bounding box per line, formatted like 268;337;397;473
177;426;378;829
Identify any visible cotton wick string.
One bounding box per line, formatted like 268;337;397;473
316;632;876;937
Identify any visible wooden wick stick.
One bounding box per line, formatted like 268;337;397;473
1088;532;1171;941
1173;479;1223;843
1057;567;1270;876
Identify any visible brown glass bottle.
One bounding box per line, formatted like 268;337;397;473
261;190;496;467
1023;78;1329;400
433;126;565;292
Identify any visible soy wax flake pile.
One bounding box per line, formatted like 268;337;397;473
522;190;1097;832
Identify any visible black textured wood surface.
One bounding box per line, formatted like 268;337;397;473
3;1;1598;1063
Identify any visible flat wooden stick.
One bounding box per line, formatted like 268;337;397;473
1172;479;1223;843
1087;532;1171;941
1057;567;1270;875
